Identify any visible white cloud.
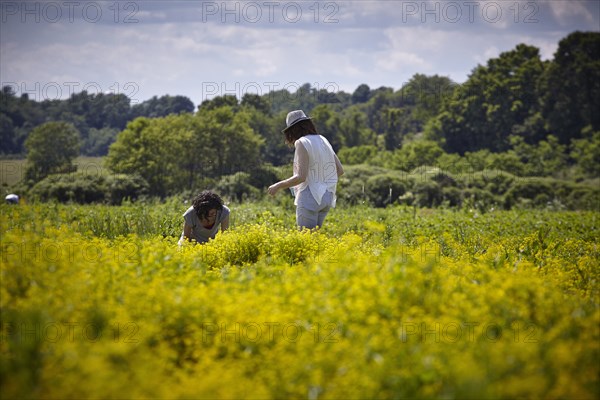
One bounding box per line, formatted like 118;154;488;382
543;0;596;26
1;0;597;105
377;51;429;71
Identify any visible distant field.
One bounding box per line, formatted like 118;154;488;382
0;157;106;188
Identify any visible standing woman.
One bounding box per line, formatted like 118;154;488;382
179;190;230;244
268;110;344;229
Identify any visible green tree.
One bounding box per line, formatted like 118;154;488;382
428;44;546;153
570;127;600;178
508;135;567;176
82;127;119;156
400;74;455;124
131;95;194;118
352;84;371;104
311;105;343;151
107;107;264;196
339;109;375;147
198;94;238;111
241;93;271;115
194;106;264;177
24;122;80;181
106;116;194;196
240;97;285;165
338;145;378;165
382;107;405;150
0;113;16;154
541;31;600;144
389;140;445;170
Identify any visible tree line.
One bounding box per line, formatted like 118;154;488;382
3;31;599;206
0;91;194;156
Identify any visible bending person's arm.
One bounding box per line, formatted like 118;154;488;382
221;215;229;232
183;223;193;241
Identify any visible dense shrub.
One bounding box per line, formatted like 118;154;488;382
441;186;463;207
245;163;280;189
412;181;443;208
337;176;369;205
338;145;379;165
28;173;149;204
215;172;260;202
483;171;517;196
107;174;149;205
462;187;500;210
504;178;558;209
337;164;391;205
502;178;599;210
29;174;107;203
431;171;458;188
365;173;408;207
566;186;600;210
388;140;445;170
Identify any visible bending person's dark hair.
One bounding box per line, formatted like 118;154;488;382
192;190;224;220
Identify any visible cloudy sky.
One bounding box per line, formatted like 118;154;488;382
1;0;598;106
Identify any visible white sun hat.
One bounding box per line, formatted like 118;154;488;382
282;110;311;132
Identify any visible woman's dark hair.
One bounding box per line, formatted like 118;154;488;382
284;119;318;146
192;190;224;220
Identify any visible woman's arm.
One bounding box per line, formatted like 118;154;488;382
267;140;309;195
334;153;344;177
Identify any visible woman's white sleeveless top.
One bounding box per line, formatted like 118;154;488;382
294;135;338;207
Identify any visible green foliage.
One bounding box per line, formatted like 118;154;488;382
337;164;389;205
310;105;343;151
3;32;599;192
106;108;264;197
82;127;119;156
541;31;600;144
379;74;454;150
27;173;149;204
429;44;546;153
215;172;260;202
412;180;444;208
508;135;567;176
194;106;264;177
0;88;194;155
24;122;80;182
388;140;445;170
105;116;187;197
351;83;371;104
504;178;600;210
570;128;600;178
244;163;280;190
131;94;194;118
29;174;107;204
339;109;374;147
107;174;150;205
199;94;238;111
338;145;379;165
365;173;408;207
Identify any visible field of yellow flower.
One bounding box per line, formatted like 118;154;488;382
1;202;598;399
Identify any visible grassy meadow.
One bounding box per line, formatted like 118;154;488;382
1;201;598;399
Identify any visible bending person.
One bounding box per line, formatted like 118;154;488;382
180;190;230;244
